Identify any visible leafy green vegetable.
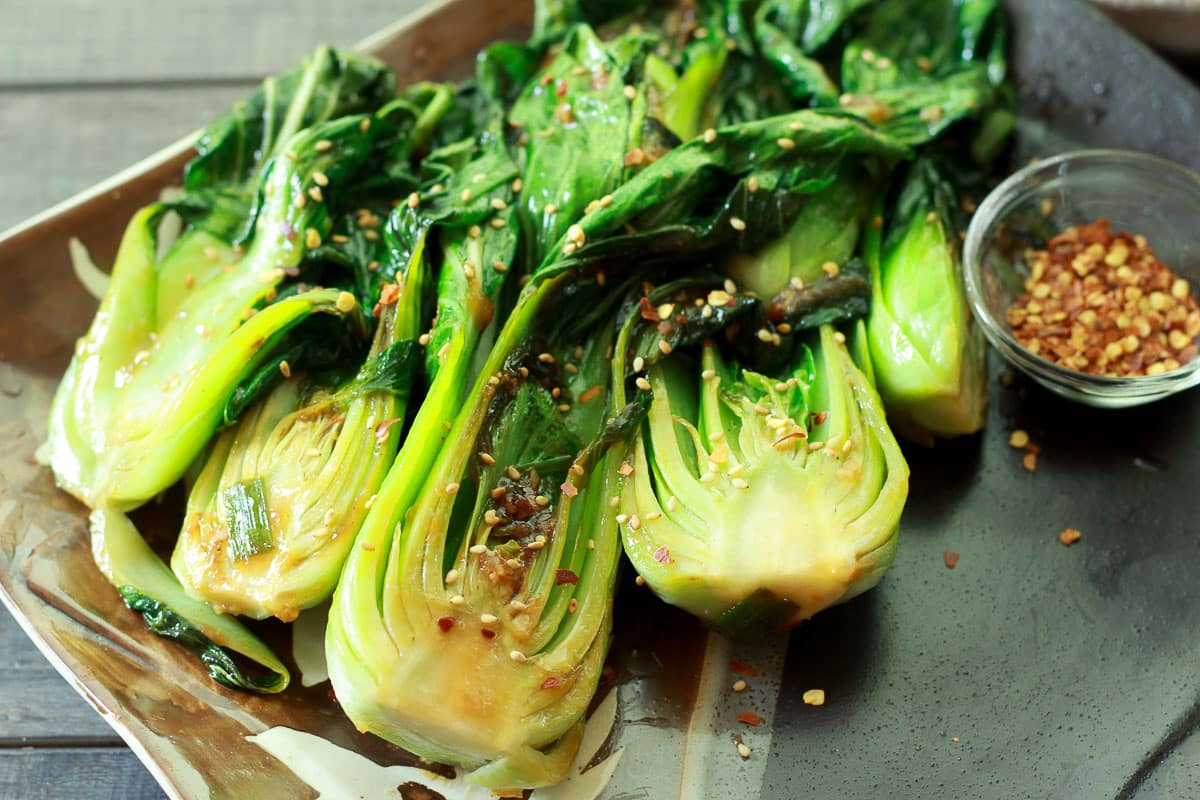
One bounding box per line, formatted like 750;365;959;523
91;507;289;692
865;159;987;442
613;322;908;636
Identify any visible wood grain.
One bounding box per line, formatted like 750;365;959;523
2;0;426;85
0;86;251;232
0;619;121;745
0;748;165;799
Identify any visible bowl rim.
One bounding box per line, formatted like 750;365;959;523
963;148;1200;396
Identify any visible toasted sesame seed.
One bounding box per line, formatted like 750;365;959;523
777;137;796;150
635;575;646;586
545;203;559;215
834;331;846;344
567;224;586;244
633;356;645;372
305;228;322;249
312;170;329;187
359;118;371;133
659;340;673;355
737;743;752;759
418;333;431;346
493;260;509;273
600;194;613;207
730;217;747;231
479;452;496;465
480;613;498;624
490;198;508;211
702;369;717;380
283;150;298;161
747;176;759;193
446;482;461;495
445;569;460;584
538;352;555;363
821;261;840;278
484;510;501;526
703;128;717;143
616;514;628;524
557;403;571;412
624;84;637;100
628;514;642;530
534;495;550;507
279;360;292;378
510;650;527;662
461;188;472;202
506;466;521;480
335;291;356;312
789;120;806;131
469;544;487;555
510;600;528;611
449;594;466;606
732;679;747;692
636;377;652;391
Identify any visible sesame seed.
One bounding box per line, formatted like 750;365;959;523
418;333;431;346
834;331;846;344
600;194;613;207
628;514;642;530
491;198;508;210
698;471;717;484
731;478;750;490
407;192;420;208
633;356;645;372
730;217;747;231
463;262;475;279
616;514;628;524
567;224;586;244
315;139;333;152
279;360;291;378
510;600;528;611
732;679;747;692
703;128;717;143
587;539;596;550
480;613;498;624
535;495;550;507
737;743;752;759
511;178;523;192
747;176;759;193
484;510;501;526
609;495;621;507
756;329;773;343
790;276;805;290
493;260;508;273
777;137;796;150
284;150;298;161
506;466;521;480
335;291;356;312
667;496;678;511
821;261;840;278
445;569;460;584
624;85;636;100
479;452;496;465
359;118;371;133
545;203;559;215
635;575;646;586
312;170;329;187
510;650;527;662
446;482;461;495
636;377;652;391
659;340;673;355
305;228;322;249
469;544;487;554
557;403;571;412
702;369;717;380
538;352;555;363
461;188;472;202
789;120;806;131
294;193;307;210
450;594;466;606
469;225;481;239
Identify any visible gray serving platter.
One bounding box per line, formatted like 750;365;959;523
0;0;1196;797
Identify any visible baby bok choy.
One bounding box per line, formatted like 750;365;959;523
327;107;904;787
44;49;395;511
613;299;909;636
865;159;987;442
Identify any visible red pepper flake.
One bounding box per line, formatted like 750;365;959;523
737;712;763;726
555;569;579;586
1058;527;1082;547
560;481;579;498
540;676;564;690
379;282;401;306
481;628;496;639
640;296;658;322
653;545;674;565
579;385;603;404
943;551;960;569
436;616;454;632
811;411;829;426
730;659;758;677
555;78;568;98
375;417;404;439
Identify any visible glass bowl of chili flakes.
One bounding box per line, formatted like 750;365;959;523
963;149;1200;407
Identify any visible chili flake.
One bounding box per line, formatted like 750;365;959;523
1058;527;1082;547
730;659;758;677
1008;220;1200;376
943;551;960;569
737;712;763;726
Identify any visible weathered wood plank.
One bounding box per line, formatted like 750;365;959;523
3;0;428;86
0;612;121;744
0;748;164;799
0;86;251;232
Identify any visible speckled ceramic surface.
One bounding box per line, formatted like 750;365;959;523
1;1;1198;798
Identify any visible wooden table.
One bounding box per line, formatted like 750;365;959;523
0;3;426;796
0;2;1191;797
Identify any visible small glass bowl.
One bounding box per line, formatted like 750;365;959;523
963;149;1200;408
